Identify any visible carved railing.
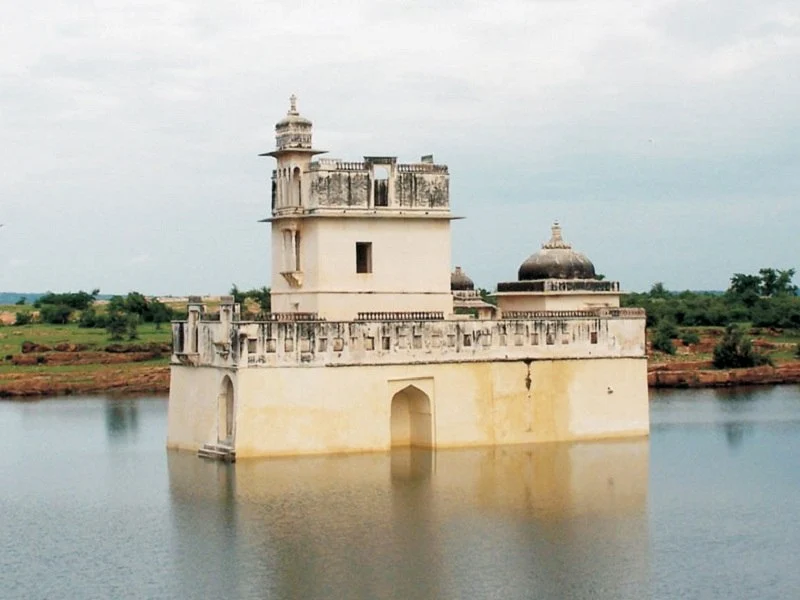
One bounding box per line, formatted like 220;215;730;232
356;311;445;321
502;310;601;319
263;312;322;322
310;160;367;171
607;308;646;318
397;164;449;174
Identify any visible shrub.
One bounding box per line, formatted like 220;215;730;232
14;312;33;326
712;324;771;369
106;311;128;341
39;304;73;324
126;314;139;340
651;319;678;354
680;330;701;345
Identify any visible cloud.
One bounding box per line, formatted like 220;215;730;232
1;0;799;293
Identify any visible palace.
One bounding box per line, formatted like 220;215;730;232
167;97;648;460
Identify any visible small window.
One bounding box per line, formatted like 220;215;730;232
356;242;372;273
590;331;598;344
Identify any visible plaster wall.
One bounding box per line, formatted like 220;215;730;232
271;217;453;319
167;366;230;452
168;357;648;457
497;293;621;313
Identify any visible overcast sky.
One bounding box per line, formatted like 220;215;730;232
1;0;798;295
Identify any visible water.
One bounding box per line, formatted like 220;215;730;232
2;387;799;599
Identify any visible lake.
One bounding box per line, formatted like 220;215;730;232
2;386;800;599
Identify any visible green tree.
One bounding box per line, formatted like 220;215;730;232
35;290;98;311
712;324;770;369
106;310;128;341
680;330;700;345
39;304;74;324
230;284;246;305
774;268;797;296
126;314;139;340
727;273;761;307
651;318;678;354
649;282;669;299
149;300;173;329
14;312;33;326
759;268;779;297
15;297;26;306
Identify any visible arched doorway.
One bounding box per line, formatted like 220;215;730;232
390;385;433;448
218;376;235;445
291;166;302;206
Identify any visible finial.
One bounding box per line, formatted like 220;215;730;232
289;94;298;114
542;220;571;249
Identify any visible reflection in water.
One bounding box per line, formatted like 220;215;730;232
716;387;760;449
168;441;649;599
104;400;138;439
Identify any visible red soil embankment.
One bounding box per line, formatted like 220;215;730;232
648;361;800;388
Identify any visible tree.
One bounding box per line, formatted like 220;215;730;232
230;284;246;305
774;268;797;296
106;310;128;341
651;318;678;354
35;290;98;311
759;268;779;297
15;297;26;306
712;324;770;369
649;282;669;299
149;300;173;329
39;304;74;324
126;314;139;340
14;312;33;326
727;273;761;307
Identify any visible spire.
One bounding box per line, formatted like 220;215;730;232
288;94;298;115
542;221;572;249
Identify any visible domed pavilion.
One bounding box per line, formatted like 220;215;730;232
450;266;496;319
495;222;621;315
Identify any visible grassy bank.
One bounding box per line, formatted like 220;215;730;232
0;321;172;397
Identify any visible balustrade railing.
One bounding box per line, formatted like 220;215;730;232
356;311;445;321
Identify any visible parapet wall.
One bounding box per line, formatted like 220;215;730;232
171;309;646;370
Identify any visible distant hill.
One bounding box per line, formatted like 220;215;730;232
0;292;43;305
0;292;115;306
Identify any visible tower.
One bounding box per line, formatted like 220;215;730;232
261;97;455;320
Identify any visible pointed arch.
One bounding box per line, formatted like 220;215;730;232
390;384;433;448
218;375;235;444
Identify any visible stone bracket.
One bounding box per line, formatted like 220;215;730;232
281;271;304;288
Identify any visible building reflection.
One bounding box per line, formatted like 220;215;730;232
168;439;649;599
104;400;138;440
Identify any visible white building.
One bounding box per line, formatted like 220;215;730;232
167;98;649;460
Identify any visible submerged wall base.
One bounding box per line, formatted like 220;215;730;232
167;357;648;458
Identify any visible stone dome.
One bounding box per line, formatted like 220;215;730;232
450;266;475;291
276;94;312;127
518;222;596;281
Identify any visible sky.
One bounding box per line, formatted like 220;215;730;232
1;0;798;295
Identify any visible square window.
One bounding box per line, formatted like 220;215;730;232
356;242;372;273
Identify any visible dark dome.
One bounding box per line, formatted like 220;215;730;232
451;266;475;291
518;222;596;281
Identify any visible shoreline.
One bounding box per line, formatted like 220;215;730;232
2;360;800;398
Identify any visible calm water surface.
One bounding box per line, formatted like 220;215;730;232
2;386;800;599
